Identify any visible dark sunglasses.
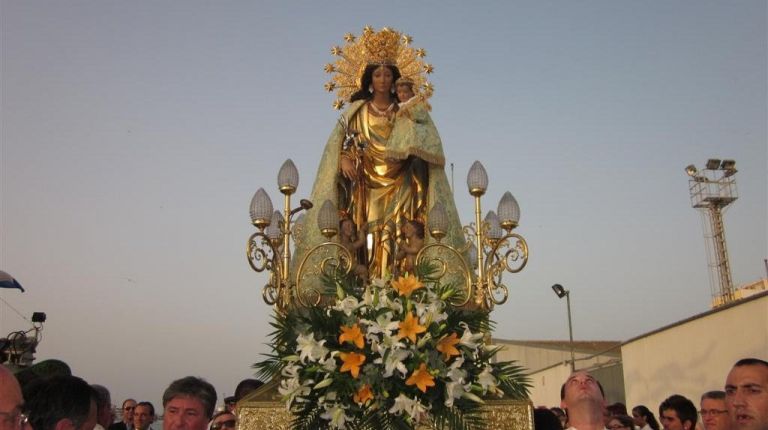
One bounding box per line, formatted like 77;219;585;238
211;420;236;430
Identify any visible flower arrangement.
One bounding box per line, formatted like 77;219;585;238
254;262;530;430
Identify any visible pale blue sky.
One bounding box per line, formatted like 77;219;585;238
1;0;765;410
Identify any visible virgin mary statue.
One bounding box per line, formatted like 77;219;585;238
294;27;465;282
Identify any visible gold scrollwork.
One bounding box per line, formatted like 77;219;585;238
416;243;473;306
247;232;279;273
295;242;353;307
248;232;285;308
483;233;528;306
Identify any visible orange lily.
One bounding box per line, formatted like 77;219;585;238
436;332;461;361
339;323;365;349
397;312;426;343
353;384;374;405
339;351;366;378
405;363;435;393
391;274;424;297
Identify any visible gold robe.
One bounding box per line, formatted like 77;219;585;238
293;99;465;290
341;103;428;277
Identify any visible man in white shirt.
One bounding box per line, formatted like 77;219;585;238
560;370;607;430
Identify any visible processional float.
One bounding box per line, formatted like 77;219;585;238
239;27;533;430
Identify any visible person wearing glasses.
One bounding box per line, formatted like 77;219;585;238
700;391;731;430
0;365;28;430
109;399;137;430
208;411;236;430
608;415;637;430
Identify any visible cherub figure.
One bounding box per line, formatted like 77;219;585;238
339;218;368;279
395;77;416;107
396;219;425;274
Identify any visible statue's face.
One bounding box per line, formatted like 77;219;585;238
396;84;414;103
372;66;394;95
341;220;354;236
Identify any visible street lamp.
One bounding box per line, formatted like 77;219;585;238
552;284;575;371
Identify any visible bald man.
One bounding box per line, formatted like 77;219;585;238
0;365;27;430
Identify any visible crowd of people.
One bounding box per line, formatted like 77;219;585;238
0;369;263;430
535;358;767;430
1;358;765;430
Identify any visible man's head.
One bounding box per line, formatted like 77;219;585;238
209;412;236;430
24;375;97;430
233;379;263;403
560;371;606;413
701;391;731;430
725;358;768;430
90;385;113;429
0;365;27;430
133;403;154;430
161;377;216;430
121;400;136;426
659;394;697;430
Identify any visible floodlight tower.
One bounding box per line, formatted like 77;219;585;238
685;158;738;307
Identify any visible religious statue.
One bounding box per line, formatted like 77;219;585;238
243;28;534;430
395;219;425;274
293;26;466;285
338;218;368;279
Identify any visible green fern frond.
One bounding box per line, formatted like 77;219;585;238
290;403;326;430
493;360;531;399
252;352;283;381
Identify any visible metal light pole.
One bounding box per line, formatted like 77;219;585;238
685;159;738;307
552;284;575;371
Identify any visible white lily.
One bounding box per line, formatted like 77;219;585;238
281;363;300;378
334;296;360;317
296;332;329;363
388;394;426;420
477;365;498;394
278;376;312;408
459;322;484;349
320;404;350;429
444;380;469;407
370;277;388;289
321;354;338;372
374;347;410;377
447;356;467;383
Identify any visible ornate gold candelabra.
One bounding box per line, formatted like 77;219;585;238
422;160;528;311
247;159;528;312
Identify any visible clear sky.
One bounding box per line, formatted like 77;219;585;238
1;0;765;412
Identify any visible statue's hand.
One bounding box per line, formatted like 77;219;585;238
340;156;357;180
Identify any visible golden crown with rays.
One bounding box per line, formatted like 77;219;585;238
324;26;434;110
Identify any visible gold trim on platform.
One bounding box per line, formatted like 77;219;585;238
236;380;534;430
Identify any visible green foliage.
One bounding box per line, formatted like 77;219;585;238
253;265;531;430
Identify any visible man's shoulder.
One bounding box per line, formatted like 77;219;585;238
108;422;127;430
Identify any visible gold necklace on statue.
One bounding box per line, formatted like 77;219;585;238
368;101;395;117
